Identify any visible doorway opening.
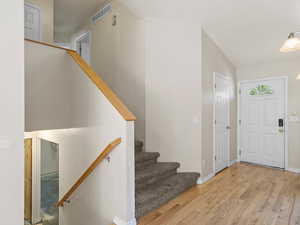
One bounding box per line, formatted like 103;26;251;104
74;31;91;64
238;77;288;169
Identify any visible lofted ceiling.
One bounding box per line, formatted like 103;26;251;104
54;0;107;35
55;0;300;66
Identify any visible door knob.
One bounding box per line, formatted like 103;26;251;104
226;126;231;130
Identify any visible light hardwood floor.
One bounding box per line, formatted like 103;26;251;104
138;162;300;225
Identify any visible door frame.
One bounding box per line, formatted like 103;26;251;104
237;76;288;169
24;2;42;41
213;72;231;175
73;31;92;64
24;138;32;223
24;132;41;224
25;132;61;224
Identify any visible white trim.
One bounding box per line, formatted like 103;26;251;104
239;76;288;84
73;31;92;65
213;72;231;174
197;173;215;184
237;81;241;162
287;168;300;174
24;2;42;41
284;77;289;170
229;159;237;166
238;76;288;169
113;217;137;225
213;73;216;174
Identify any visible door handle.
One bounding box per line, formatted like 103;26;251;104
278;118;284;133
278;118;284;127
226;126;231;130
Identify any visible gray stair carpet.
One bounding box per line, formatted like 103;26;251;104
135;141;200;219
135;152;160;170
135;140;144;153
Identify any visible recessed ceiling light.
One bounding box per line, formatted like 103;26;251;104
280;32;300;52
297;74;300;80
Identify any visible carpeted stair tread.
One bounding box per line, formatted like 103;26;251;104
135;152;160;164
135;152;160;170
134;141;201;218
135;162;180;190
136;172;200;205
135;173;200;218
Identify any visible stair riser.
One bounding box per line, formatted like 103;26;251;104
136;181;198;218
135;147;143;154
136;176;198;207
135;159;157;170
135;141;143;153
136;169;177;191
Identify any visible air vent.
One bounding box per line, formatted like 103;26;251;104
91;3;112;24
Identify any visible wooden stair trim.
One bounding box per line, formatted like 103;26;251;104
67;50;136;121
56;138;122;207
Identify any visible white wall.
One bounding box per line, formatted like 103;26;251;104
25;41;135;225
145;19;202;173
201;30;237;177
0;0;24;225
71;0;146;142
25;42;72;131
237;58;300;170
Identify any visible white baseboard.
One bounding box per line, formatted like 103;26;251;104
287;168;300;174
197;173;214;184
113;217;137;225
229;160;237;166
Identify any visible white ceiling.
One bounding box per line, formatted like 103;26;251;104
55;0;300;66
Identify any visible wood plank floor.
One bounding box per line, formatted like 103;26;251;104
138;162;300;225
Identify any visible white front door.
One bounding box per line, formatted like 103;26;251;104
240;77;286;168
215;73;230;173
24;3;41;41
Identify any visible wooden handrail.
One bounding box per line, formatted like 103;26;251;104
25;38;136;121
56;138;122;207
25;39;77;52
67;50;136;121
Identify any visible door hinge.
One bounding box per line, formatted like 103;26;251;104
239;89;242;95
215;155;217;161
239;120;242;125
239;149;242;156
215;119;217;125
215;84;217;89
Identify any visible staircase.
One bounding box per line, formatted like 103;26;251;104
135;141;200;218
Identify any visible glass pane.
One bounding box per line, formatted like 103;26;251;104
41;139;59;225
249;85;273;96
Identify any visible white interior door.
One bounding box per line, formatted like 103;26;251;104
24;3;41;41
215;73;230;173
75;33;91;64
240;77;286;168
